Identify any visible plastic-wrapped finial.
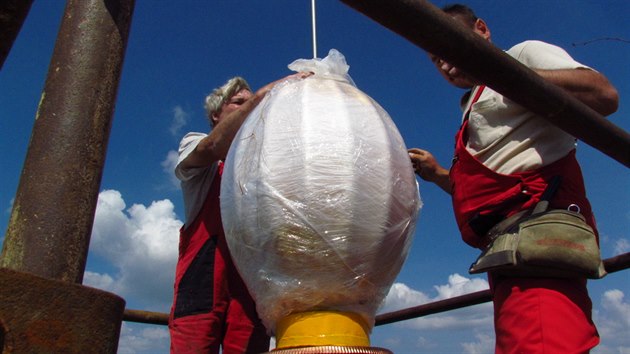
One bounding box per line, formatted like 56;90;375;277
221;49;422;336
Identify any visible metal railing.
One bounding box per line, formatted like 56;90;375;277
340;0;630;168
121;252;630;326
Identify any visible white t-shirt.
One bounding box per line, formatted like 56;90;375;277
175;132;219;229
463;40;590;174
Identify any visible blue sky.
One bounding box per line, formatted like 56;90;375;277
1;1;629;353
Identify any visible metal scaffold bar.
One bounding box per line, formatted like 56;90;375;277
339;0;630;168
124;309;170;326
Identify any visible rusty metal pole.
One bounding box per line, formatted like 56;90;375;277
0;0;34;70
1;0;135;283
1;0;134;352
340;0;630;168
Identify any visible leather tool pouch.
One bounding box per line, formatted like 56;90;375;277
469;209;606;279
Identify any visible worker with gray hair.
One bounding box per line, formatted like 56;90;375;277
169;72;311;353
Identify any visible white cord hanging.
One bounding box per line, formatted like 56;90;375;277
311;0;317;58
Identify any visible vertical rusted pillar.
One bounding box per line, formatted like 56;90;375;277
1;0;135;283
0;0;34;70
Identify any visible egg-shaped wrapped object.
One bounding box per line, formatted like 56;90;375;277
221;49;421;333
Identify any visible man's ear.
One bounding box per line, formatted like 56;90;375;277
211;112;220;126
474;18;491;41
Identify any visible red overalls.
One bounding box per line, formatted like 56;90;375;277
450;86;600;353
168;163;269;354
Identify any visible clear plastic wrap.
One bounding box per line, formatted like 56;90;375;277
221;49;422;333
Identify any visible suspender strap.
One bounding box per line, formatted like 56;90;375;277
464;85;486;121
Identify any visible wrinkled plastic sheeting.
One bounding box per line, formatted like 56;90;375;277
221;49;422;333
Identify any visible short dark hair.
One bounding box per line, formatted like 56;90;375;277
442;4;478;27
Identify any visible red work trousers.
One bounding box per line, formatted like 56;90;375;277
492;276;599;353
168;230;269;354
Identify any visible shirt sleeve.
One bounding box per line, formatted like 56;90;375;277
175;132;220;226
506;40;591;71
174;132;209;181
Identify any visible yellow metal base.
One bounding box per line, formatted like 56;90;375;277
275;311;370;349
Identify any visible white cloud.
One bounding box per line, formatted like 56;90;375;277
86;189;181;311
593;289;630;353
378;283;630;354
84;190;182;353
415;336;438;350
170;105;189;136
372;276;493;353
161;150;180;190
117;322;170;354
433;273;489;299
382;336;401;348
379;275;492;332
461;331;494;354
379;274;489;313
5;197;13;214
416;284;630;354
602;290;630;323
379;282;430;313
614;238;630;255
84;271;117;293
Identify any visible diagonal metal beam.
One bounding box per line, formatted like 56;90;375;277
339;0;630;168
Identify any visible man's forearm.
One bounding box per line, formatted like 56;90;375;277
535;68;619;116
182;97;260;168
433;167;452;195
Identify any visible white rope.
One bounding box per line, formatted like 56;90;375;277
311;0;317;58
